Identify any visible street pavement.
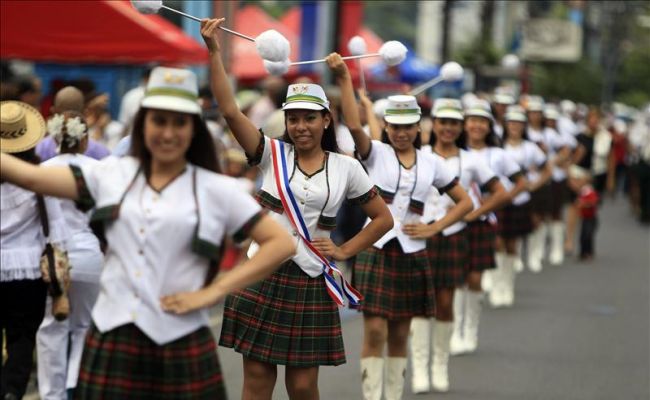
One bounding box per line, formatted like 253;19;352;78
24;199;649;399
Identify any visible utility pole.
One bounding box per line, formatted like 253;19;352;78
441;0;453;62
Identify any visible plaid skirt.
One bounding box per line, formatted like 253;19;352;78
219;261;345;367
75;324;225;400
466;221;497;272
550;180;568;217
352;239;435;319
427;230;469;289
530;183;553;216
498;202;533;239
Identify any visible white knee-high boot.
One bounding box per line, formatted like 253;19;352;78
502;254;516;307
361;357;384;400
450;288;466;355
528;226;545;273
549;221;565;266
514;238;524;272
489;252;506;307
431;320;453;392
463;290;482;353
409;317;430;393
385;357;407;400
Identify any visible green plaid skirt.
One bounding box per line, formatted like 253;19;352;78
219;261;345;367
75;324;226;400
466;220;497;272
353;239;435;319
427;230;469;289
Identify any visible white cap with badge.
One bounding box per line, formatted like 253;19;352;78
282;84;330;111
383;95;422;125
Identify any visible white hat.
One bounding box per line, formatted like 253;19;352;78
431;98;464;120
0;101;46;153
526;95;545;112
282;83;330;111
141;67;201;115
383;95;421;125
464;99;494;122
505;105;527;122
543;105;560;120
493;87;515;105
560;99;576;115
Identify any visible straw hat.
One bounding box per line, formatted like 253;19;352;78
0;101;46;153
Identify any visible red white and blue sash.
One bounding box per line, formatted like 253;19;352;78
270;139;363;306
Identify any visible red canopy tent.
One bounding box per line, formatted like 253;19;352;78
0;0;207;65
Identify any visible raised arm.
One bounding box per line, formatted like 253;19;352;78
0;153;78;200
326;54;372;158
358;89;382;141
529;162;552;192
201;18;261;156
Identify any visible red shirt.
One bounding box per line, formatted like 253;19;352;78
578;186;599;219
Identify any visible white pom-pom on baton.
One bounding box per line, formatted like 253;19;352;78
440;61;464;81
409;61;465;96
378;41;408;66
264;59;290;76
290;40;408;67
131;0;162;14
130;0;292;63
347;36;367;56
256;30;291;63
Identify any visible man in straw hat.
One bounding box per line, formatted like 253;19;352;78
1;100;69;400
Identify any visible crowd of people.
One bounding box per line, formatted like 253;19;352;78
1;16;650;400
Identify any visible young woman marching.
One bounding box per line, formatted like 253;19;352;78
410;98;506;393
496;105;552;300
451;99;522;353
1;66;295;400
351;93;472;399
542;105;577;266
525;96;553;271
201;19;393;400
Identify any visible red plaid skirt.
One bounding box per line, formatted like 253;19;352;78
497;202;533;238
75;324;225;400
427;230;469;289
466;220;497;272
353;239;435;319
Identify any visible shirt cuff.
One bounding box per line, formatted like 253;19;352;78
348;186;378;205
69;165;95;212
438;177;459;194
246;130;266;167
232;211;265;243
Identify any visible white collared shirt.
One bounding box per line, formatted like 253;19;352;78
1;184;68;282
504;140;547;205
77;161;261;344
422;149;496;236
468;147;521;222
42;154;103;283
249;136;374;277
364;141;457;252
